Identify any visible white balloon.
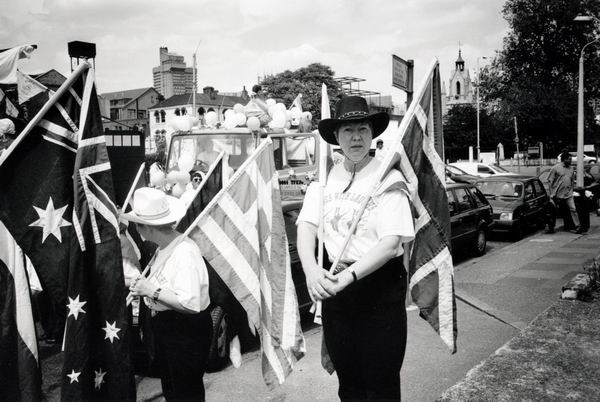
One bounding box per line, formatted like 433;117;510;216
276;102;286;113
302;111;312;120
178;154;194;172
172;182;187;198
271;110;287;128
224;109;235;120
149;170;165;187
284;120;291;129
266;98;276;107
235;112;247;127
247;116;260;131
205;111;218;127
223;115;237;129
233;103;245;113
268;105;278;117
166;170;180;184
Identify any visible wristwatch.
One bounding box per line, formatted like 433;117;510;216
348;268;358;283
152;288;162;302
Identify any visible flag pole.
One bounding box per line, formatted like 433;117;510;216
327;58;440;276
120;162;146;213
312;84;331;323
0;62;90;167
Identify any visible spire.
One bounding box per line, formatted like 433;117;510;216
455;46;465;72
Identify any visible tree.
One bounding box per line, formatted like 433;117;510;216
481;0;600;156
258;63;343;122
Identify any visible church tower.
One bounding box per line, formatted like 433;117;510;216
444;48;475;112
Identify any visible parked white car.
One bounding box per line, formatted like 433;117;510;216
556;151;597;164
449;162;517;177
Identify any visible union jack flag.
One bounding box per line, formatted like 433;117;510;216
0;62;134;400
187;139;306;388
390;59;457;352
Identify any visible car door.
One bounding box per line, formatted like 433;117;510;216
451;186;477;247
446;188;461;252
531;179;549;223
522;180;537;222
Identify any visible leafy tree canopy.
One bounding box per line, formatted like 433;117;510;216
481;0;600;155
258;63;343;122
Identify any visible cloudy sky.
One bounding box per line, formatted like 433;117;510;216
2;0;509;105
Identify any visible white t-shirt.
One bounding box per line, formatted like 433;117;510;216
298;158;414;263
144;235;210;313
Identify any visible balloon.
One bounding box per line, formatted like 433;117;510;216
178;154;194;172
247;116;260;131
190;116;200;127
224;109;235;120
205;111;218;127
302;111;312;120
171;182;187;198
266;98;276;107
235;112;247;127
233;103;245;114
223;114;237;129
268;104;278;117
166;170;180;184
172;115;193;132
284;120;291;129
285;110;293;121
270;110;287;129
149;170;165;187
276;102;286;113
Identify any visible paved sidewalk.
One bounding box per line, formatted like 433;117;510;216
439;227;600;400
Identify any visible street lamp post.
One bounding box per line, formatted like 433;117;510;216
574;16;599;187
476;56;488;162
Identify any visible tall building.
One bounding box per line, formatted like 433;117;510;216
442;49;475;114
152;47;195;99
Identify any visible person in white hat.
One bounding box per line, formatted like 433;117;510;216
297;96;415;400
124;187;212;401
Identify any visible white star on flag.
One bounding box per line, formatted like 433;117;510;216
66;295;87;320
94;368;106;390
67;369;81;383
102;321;121;343
29;197;71;243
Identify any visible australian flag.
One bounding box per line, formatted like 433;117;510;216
0;62;134;400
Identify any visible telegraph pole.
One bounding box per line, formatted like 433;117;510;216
514;116;520;173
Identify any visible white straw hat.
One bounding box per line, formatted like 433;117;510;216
121;187;186;225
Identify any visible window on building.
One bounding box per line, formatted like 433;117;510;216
181;108;187;115
174;108;180;116
207;107;215;113
198;107;205;116
154;110;159;123
160;110;166;123
456;82;461;96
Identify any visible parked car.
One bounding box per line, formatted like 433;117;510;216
450;161;517;177
475;175;550;239
556;151;597;164
446;182;494;256
446;164;479;184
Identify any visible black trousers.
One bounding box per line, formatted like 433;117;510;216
322;257;407;401
151;309;212;401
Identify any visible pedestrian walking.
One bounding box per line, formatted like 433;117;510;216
547;150;581;233
125;187;212;401
297;96;415;400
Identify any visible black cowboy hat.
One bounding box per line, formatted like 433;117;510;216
318;96;390;145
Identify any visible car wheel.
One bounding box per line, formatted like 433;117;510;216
207;305;230;372
474;227;487;256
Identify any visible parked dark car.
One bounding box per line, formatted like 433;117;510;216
475;175;550;239
446;182;494;256
446;164;479;184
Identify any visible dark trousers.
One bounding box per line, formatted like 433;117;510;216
152;310;212;401
322;257;407;401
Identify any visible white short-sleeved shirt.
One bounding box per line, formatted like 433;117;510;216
144;235;210;313
298;158;414;262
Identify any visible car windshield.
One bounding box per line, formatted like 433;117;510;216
476;181;523;198
167;133;258;173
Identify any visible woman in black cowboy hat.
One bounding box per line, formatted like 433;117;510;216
297;96;415;400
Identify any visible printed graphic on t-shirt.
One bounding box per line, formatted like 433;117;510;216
324;191;376;238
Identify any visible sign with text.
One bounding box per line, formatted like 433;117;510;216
392;55;413;92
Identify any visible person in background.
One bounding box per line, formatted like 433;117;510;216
375;138;385;160
297;96;415;400
547;150;581;233
125;187;212;401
